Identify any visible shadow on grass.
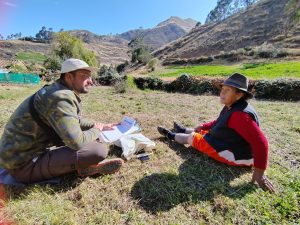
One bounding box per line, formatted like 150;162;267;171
131;138;256;214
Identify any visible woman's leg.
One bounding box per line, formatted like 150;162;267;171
174;132;194;145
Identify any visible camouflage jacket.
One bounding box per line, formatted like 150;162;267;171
0;80;101;169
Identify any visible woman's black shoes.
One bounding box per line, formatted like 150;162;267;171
173;121;186;133
157;126;175;140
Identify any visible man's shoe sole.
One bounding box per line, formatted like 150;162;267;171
78;159;124;177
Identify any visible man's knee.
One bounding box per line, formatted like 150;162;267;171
90;142;108;161
84;141;108;161
77;141;109;168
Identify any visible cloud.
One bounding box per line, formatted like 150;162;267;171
2;1;17;7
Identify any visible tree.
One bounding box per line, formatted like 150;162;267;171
97;65;125;85
129;35;152;63
205;0;258;24
36;26;53;42
43;54;62;72
47;32;98;68
195;21;202;27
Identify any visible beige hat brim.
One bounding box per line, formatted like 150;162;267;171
49;66;99;76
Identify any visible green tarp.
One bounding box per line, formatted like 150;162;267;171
0;73;40;84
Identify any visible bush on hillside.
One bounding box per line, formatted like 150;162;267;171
165;74;221;95
162;58;188;66
43;55;62;72
51;32;98;67
147;58;159;71
134;76;164;90
254;79;300;100
96;65;126;85
116;61;129;73
165;74;196;93
214;50;239;62
114;79;128;93
189;56;214;64
252;43;288;59
133;75;300;101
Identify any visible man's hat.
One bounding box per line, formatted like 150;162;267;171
60;58;97;74
223;73;253;99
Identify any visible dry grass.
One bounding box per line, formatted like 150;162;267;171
0;84;299;224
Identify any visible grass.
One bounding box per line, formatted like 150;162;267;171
150;61;300;79
0;84;299;224
16;51;46;64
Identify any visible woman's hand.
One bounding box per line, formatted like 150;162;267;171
194;125;203;132
251;167;275;193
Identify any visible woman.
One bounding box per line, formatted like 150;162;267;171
158;73;275;193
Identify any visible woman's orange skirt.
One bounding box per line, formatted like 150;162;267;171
192;130;253;167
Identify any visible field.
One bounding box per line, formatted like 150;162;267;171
148;61;300;79
16;51;46;64
0;84;299;224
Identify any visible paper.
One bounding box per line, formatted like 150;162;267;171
100;116;141;142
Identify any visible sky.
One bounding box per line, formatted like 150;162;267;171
0;0;218;38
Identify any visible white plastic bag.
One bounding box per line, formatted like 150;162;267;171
114;133;155;160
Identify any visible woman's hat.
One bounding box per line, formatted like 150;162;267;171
223;73;253;98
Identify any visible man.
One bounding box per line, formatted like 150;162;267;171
0;58;124;183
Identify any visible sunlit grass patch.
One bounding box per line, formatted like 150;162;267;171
155;61;300;79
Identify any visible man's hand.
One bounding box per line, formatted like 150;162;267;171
94;122;120;131
251;167;275;193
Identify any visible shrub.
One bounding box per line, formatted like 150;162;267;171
276;49;288;58
254;79;300;100
114;79;128;93
236;48;247;55
131;47;152;64
134;76;164;90
51;32;98;67
162;58;188;66
133;75;300;101
43;55;62;72
252;43;287;59
165;74;221;95
214;51;238;62
116;61;129;73
147;58;159;71
190;56;214;64
96;65;126;85
188;80;215;95
165;74;196;93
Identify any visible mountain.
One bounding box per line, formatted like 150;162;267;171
68;30;130;65
156;16;198;32
0;16;196;67
118;16;197;49
0;40;50;60
153;0;300;63
0;32;130;66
